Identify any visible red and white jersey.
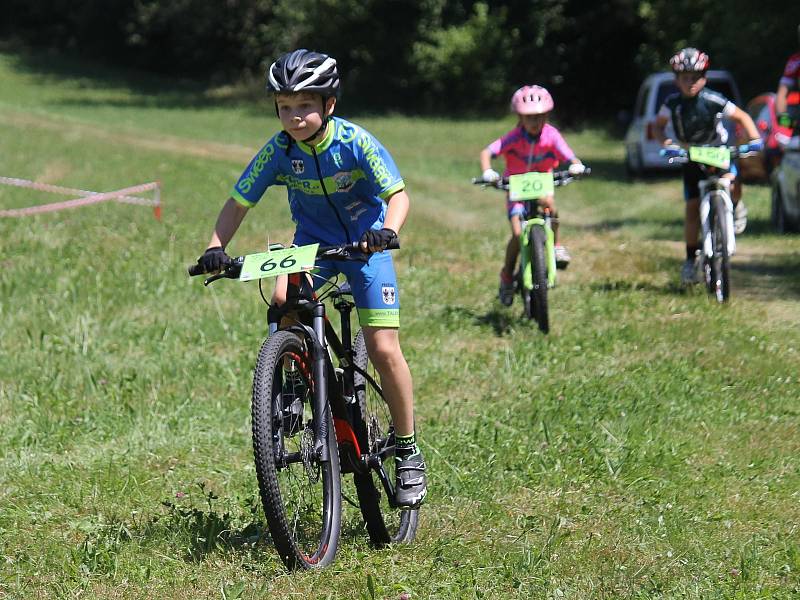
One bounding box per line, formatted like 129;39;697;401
485;123;575;176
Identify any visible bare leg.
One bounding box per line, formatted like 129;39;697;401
685;197;700;247
503;215;522;276
362;326;415;437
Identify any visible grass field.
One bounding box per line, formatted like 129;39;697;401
1;50;799;599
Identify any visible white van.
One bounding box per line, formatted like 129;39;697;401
624;71;742;176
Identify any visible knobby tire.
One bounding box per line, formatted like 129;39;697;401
530;226;550;333
251;330;342;569
707;193;731;303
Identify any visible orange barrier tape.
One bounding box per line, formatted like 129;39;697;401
0;177;162;220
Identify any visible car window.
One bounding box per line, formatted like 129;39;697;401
654;82;678;112
747;101;765;121
706;79;737;105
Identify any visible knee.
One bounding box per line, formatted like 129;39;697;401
272;289;287;306
367;337;402;369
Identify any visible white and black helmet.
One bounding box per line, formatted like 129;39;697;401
267;49;340;98
670;47;710;73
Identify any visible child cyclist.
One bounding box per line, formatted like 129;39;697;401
654;47;762;284
479;85;585;306
194;49;426;507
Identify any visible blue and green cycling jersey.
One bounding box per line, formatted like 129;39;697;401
231;116;405;246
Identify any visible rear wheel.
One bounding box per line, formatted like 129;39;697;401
706;194;731;303
529;226;549;333
351;330;418;545
251;330;342;569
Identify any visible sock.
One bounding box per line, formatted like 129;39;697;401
686;246;699;262
395;432;418;461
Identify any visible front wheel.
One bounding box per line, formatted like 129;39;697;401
251;330;342;569
529;225;550;333
351;330;419;545
706;193;731;303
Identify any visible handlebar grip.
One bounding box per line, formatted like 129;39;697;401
386;236;400;250
188;263;205;277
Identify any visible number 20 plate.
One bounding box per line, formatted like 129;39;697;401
508;172;555;201
239;244;319;282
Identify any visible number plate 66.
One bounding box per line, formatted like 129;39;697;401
239;244;319;281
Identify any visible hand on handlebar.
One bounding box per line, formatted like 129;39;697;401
567;163;586;176
739;138;764;153
481;168;501;183
359;228;398;254
197;246;231;273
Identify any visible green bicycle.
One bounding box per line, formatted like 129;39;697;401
474;168;590;333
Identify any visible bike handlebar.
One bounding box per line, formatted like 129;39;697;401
187;238;400;283
659;142;763;163
472;167;591;189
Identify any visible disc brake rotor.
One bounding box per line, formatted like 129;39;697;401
300;426;320;484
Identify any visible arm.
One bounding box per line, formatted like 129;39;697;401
382;189;410;234
479;147;494;172
730;106;760;141
776;83;789;115
359;189;409;253
653;114;672;146
207;197;249;249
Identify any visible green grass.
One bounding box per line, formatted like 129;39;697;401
1;50;799;599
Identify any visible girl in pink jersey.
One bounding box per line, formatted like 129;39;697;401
479;85;585;306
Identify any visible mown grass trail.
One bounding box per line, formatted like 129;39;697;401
1;51;799;599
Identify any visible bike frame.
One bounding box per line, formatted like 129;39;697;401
265;276;398;504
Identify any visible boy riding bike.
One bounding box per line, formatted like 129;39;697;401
653;47;762;284
479;85;585;306
195;49;426;507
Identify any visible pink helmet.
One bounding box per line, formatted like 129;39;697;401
511;85;554;115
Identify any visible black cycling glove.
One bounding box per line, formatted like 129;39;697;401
360;228;397;253
197;246;231;273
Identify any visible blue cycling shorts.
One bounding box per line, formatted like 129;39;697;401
312;250;400;328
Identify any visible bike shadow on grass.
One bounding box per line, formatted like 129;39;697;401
474;306;518;336
160;494;271;562
158;488;384;562
435;304;521;337
732;251;800;300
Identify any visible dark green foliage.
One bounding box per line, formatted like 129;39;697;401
3;0;800;116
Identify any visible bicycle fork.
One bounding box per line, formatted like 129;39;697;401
310;302;332;463
519;218;556;290
699;180;736;258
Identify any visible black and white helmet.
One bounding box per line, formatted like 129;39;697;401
670;47;710;73
267;49;340;98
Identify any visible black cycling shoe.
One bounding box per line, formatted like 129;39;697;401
395;453;427;508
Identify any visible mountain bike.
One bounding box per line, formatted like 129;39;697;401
188;241;418;569
662;143;758;302
473;168;590;333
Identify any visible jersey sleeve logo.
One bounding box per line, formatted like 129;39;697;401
381;285;396;305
